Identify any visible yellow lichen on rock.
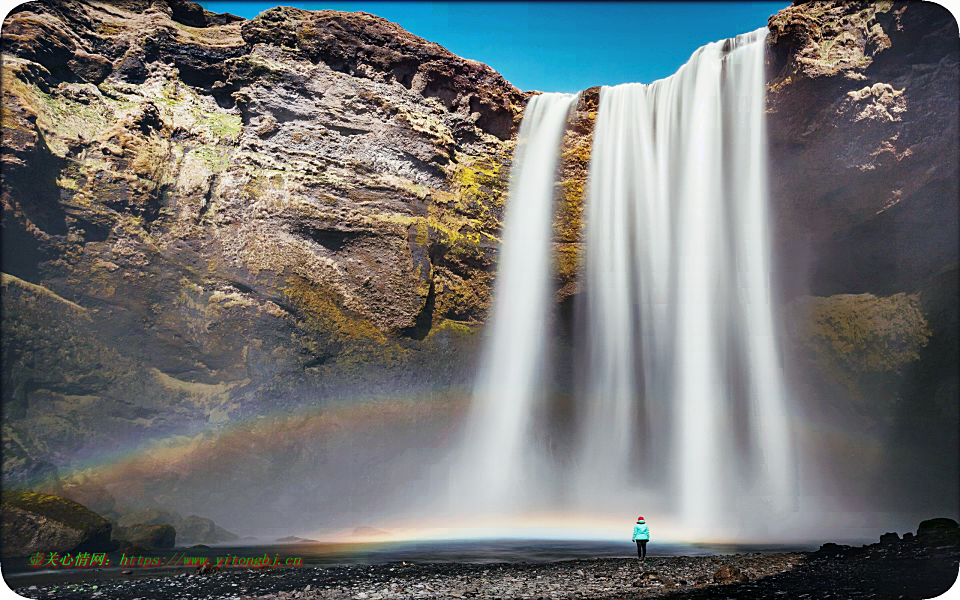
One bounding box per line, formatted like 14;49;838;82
795;292;931;374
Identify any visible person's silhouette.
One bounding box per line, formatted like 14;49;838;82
632;516;649;560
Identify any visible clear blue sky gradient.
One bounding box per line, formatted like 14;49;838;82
200;2;789;92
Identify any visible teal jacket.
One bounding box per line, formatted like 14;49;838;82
632;521;649;541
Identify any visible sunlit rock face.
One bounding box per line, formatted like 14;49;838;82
765;0;959;296
1;0;522;488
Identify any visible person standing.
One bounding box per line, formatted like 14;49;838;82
632;516;649;560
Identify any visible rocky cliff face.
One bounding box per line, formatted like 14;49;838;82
2;0;524;487
1;0;957;518
766;0;958;297
764;0;958;513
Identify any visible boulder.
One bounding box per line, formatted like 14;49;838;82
879;531;901;545
814;542;852;557
917;518;960;545
195;562;221;575
0;490;113;557
713;565;749;584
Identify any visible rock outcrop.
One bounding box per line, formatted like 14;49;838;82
917;517;960;546
765;0;959;296
766;0;958;516
111;507;237;545
2;0;520;487
114;522;176;549
177;515;239;545
0;489;113;557
713;565;749;585
815;518;960;557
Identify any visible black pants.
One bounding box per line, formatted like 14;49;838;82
636;540;647;558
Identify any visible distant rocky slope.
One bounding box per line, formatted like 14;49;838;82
1;0;957;519
0;488;239;556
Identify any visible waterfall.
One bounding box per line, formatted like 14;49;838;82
457;28;794;538
457;92;580;510
577;28;793;534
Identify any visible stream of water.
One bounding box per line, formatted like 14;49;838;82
457;28;795;539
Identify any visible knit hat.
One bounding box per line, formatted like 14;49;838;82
637;517;644;522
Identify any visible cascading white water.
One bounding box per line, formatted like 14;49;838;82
457;29;794;538
577;28;793;535
457;92;580;510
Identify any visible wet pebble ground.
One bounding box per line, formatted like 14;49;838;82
14;544;958;600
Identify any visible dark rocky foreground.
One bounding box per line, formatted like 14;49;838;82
11;540;959;600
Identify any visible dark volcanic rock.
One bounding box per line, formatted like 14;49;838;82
0;490;113;557
713;564;749;584
814;542;854;557
918;517;960;545
879;531;900;545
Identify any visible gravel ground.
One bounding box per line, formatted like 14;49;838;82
12;542;958;600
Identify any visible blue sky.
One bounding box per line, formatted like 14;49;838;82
200;2;789;92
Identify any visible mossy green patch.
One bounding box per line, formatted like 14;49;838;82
792;292;931;375
280;276;415;371
452;154;505;211
428;319;478;338
432;269;493;323
554;244;583;283
200;113;242;143
189;146;232;172
2;60;118;156
225;54;289;84
281;276;386;344
0;489;108;531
